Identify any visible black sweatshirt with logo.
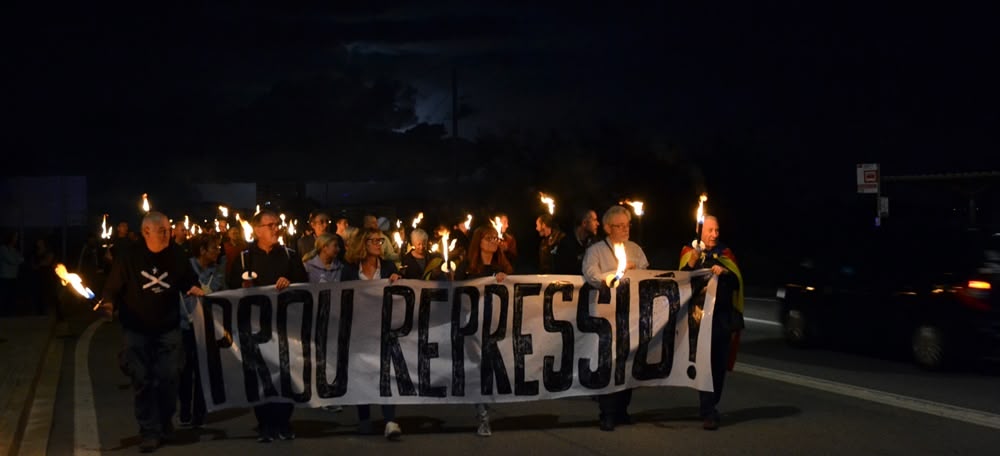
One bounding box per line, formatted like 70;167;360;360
101;242;198;334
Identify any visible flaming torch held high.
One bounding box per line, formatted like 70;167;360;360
621;200;644;217
141;193;150;213
411;212;424;229
100;214;113;240
607;243;628;288
491;216;504;240
694;193;708;250
539;193;555;215
219;205;229;218
463;214;473;231
438;228;454;273
393;231;404;253
240;217;254;243
54;264;95;300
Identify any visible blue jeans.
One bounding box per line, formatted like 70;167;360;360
123;328;184;438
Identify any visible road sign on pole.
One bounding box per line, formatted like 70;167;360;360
857;163;879;194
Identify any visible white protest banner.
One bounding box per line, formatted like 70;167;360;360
194;269;719;411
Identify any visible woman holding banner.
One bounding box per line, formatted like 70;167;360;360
342;227;404;440
453;225;514;437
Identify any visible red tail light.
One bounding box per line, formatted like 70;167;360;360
968;280;991;290
959;280;992;311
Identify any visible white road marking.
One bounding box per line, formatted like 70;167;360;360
74;319;106;456
744;317;781;327
736;362;1000;430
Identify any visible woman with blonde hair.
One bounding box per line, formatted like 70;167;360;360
342;227;403;439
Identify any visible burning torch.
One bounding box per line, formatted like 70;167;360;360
606;243;628;288
693;193;708;251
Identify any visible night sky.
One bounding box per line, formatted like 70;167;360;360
6;1;1000;280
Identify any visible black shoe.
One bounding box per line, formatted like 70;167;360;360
178;410;192;427
191;415;205;429
139;436;160;453
599;416;616;432
702;417;720;431
257;427;274;443
277;426;296;441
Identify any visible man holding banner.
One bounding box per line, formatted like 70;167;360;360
97;212;205;453
680;215;743;431
582;205;649;432
228;210;309;443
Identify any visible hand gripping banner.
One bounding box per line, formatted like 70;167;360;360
194;269;718;411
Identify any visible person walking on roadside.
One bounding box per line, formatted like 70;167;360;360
97;212;205;453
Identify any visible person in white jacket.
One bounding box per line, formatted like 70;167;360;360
581;205;648;432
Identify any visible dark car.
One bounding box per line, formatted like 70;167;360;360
776;226;1000;370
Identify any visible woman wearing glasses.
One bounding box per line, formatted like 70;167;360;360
342;226;403;439
453;225;514;437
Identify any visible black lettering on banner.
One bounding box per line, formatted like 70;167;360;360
450;286;479;396
687;275;708;379
316;289;353;399
236;294;276;402
277;289;313;402
381;285;417;396
201;296;233;404
418;288;448;397
481;284;512;395
512;283;541;396
542;282;574;392
614;278;630;385
577;282;612;388
632;278;681;380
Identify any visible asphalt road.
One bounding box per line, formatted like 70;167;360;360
41;297;1000;455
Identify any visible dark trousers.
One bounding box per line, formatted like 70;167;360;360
699;328;733;419
357;404;397;422
123;328;183;439
254;403;295;434
178;328;206;423
597;388;633;420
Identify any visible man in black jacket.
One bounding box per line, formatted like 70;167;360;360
98;212;204;453
228;210;309;443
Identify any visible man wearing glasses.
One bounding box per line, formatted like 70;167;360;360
228;209;309;443
297;211;332;261
581;205;649;432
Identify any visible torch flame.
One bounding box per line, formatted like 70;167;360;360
183;215;190;231
141;193;150;213
287;220;297;236
614;243;627;278
219;205;229;218
696;193;708;231
606;242;628;288
255;204;261;215
539;193;555;215
411;212;424;229
439;229;451;270
464;214;473;231
279;213;286;227
214;219;220;232
240;218;253;242
54;263;95;299
491;216;504;240
278;235;285;246
393;231;404;250
100;214;113;239
622;200;644;216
